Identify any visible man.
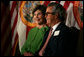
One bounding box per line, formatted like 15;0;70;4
39;2;78;56
21;5;49;56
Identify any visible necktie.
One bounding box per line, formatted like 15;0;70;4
39;28;53;56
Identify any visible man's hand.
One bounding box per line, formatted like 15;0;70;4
24;52;33;56
39;50;43;56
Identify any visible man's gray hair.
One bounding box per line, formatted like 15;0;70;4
47;2;67;22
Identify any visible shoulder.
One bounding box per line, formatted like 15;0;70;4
29;27;38;33
56;22;72;36
69;27;80;37
40;26;49;32
57;22;71;32
27;27;38;39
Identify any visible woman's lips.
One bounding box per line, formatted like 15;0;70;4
37;18;40;21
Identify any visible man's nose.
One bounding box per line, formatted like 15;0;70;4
45;15;47;18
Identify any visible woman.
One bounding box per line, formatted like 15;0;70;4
21;5;49;56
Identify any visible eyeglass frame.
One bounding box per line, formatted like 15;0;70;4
45;12;56;16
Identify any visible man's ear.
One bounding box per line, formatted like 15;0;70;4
55;13;59;19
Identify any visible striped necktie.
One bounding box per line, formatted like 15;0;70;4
39;28;53;56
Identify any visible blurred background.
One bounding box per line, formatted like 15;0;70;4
1;1;83;56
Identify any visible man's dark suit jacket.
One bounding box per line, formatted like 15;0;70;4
38;22;79;56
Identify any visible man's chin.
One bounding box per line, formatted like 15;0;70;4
46;23;50;27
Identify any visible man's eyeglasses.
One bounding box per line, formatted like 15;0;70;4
45;12;56;15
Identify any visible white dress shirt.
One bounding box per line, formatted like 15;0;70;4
51;22;61;35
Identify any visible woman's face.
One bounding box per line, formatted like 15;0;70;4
33;10;45;25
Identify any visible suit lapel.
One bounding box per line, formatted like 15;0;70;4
51;22;65;39
41;22;65;48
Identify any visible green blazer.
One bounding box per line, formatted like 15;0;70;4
21;26;49;55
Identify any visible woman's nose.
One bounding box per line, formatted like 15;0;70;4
36;14;38;18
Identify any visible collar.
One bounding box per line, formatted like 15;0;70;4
52;22;61;34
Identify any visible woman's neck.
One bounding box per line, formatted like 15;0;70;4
37;24;46;29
